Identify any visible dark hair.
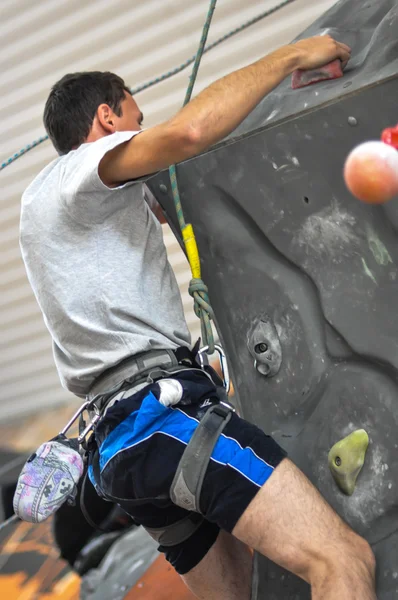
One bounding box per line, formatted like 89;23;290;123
43;71;131;155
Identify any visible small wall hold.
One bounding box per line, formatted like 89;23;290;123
328;429;369;495
348;116;358;126
247;317;282;377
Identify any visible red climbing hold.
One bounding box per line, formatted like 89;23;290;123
381;124;398;149
291;59;344;89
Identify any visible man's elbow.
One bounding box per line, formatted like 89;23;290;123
169;121;204;160
184;123;203;152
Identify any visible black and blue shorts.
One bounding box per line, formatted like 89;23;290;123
88;369;286;575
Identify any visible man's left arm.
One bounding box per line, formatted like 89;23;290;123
144;186;167;224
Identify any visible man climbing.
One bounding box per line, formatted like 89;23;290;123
20;35;377;599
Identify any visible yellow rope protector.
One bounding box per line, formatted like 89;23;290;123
182;224;201;280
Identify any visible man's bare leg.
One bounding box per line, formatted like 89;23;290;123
181;531;252;600
232;458;376;599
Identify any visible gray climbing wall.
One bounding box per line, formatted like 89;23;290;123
148;0;398;597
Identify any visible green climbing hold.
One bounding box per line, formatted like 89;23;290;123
328;429;369;496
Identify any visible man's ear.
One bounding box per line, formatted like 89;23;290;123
97;104;116;133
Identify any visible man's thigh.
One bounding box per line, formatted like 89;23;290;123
181;530;253;600
231;458;358;581
195;408;287;533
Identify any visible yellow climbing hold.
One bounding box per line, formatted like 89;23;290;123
328;429;369;496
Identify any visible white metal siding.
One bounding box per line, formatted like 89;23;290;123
0;0;335;420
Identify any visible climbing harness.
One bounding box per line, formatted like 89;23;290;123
85;398;236;548
9;339;231;539
170;401;234;514
78;343;234;545
60;347;199;446
88;441;205;547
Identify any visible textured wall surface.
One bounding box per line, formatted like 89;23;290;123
0;0;334;419
149;1;398;597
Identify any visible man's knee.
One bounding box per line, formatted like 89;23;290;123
308;531;375;585
345;534;376;573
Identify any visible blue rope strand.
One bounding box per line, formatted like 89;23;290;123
1;135;49;172
0;0;296;173
131;0;296;96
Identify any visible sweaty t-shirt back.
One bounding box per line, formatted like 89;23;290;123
20;131;191;397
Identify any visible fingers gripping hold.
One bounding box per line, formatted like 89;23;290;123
292;35;352;72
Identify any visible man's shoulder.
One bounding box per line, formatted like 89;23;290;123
22;142;93;195
21;158;60;214
21;145;92;206
21;134;145;222
24;133;140;194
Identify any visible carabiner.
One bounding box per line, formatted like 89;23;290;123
59;400;101;444
198;344;230;395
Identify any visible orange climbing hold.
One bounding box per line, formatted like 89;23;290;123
344;141;398;204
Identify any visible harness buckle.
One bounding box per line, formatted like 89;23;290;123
198;344;230;395
217;400;236;414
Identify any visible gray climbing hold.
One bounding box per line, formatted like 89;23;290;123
247;317;282;377
328;429;369;495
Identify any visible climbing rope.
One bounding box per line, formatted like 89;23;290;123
130;0;296;96
0;514;18;534
0;0;296;173
1;135;49;172
169;0;218;353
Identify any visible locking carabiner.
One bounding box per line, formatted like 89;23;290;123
198;344;231;395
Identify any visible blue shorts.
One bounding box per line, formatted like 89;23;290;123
89;369;286;574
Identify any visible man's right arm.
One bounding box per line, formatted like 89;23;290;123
99;36;351;186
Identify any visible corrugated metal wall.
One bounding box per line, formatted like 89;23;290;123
0;0;335;421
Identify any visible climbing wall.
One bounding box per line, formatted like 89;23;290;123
148;1;398;597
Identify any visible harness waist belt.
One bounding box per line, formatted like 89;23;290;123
87;348;180;404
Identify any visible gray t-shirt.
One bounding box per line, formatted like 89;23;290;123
20;131;191;397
